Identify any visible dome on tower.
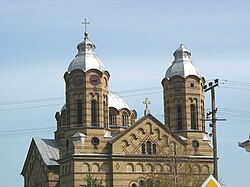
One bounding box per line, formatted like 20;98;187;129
165;44;201;79
68;32;105;72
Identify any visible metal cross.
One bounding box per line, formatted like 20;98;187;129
82;18;90;33
143;98;151;110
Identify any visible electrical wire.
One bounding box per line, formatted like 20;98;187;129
2;79;250;112
1;79;250;138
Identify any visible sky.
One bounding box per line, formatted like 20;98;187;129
0;0;250;186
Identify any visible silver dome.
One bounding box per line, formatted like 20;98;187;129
165;44;201;79
68;32;105;72
108;91;130;110
61;91;129;112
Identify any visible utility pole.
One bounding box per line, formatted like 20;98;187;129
204;79;219;180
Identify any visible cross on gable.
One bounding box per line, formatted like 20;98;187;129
143;98;151;110
143;98;151;115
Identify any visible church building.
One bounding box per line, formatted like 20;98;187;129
21;29;214;187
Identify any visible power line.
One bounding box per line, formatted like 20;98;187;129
0;89;162;112
0;97;64;106
0;103;62;112
219;86;250;91
0;126;55;139
1;79;250;111
220;79;250;86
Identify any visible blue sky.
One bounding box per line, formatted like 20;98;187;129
1;1;250;186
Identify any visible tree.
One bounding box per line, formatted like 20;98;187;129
81;173;104;187
151;137;209;187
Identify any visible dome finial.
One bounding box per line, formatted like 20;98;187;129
82;18;90;38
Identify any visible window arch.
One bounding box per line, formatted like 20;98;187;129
145;164;153;172
177;105;183;130
167;106;170;129
126;163;134;172
153;143;157;154
92;163;100;172
122;112;129;126
91;100;98;126
191;104;198;130
109;110;117;126
139;180;145;187
141;143;145;154
101;163;110;173
77;101;82;125
103;101;107;128
136;164;143;172
82;163;90;172
146;141;152;154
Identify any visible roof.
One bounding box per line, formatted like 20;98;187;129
33;138;59;166
108;91;130;110
165;44;201;79
68;32;105;72
21;138;59;176
239;139;250;152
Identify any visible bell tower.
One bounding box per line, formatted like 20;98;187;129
55;31;110;142
161;44;211;155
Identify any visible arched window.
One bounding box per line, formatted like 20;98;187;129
146;141;152;154
167;106;170;129
77;101;82;125
177;105;183;130
91;100;98;126
139;180;145;187
201;101;205;131
103;101;107;128
132;184;137;187
153;143;157;154
109;111;117;126
146;178;154;186
141;143;145;154
122;112;128;126
191;104;198;130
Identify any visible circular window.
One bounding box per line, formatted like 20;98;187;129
91;137;100;149
90;75;100;86
192;140;199;149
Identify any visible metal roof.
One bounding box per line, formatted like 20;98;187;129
165;44;201;79
34;138;59;166
108;91;130;110
68;32;105;72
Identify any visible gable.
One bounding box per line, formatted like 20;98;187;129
111;114;186;156
21;138;59;176
21;138;60;187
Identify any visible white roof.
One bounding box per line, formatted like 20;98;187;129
68;32;105;72
108;91;130;110
165;44;201;79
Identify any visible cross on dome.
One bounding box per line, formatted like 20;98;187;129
82;18;90;33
